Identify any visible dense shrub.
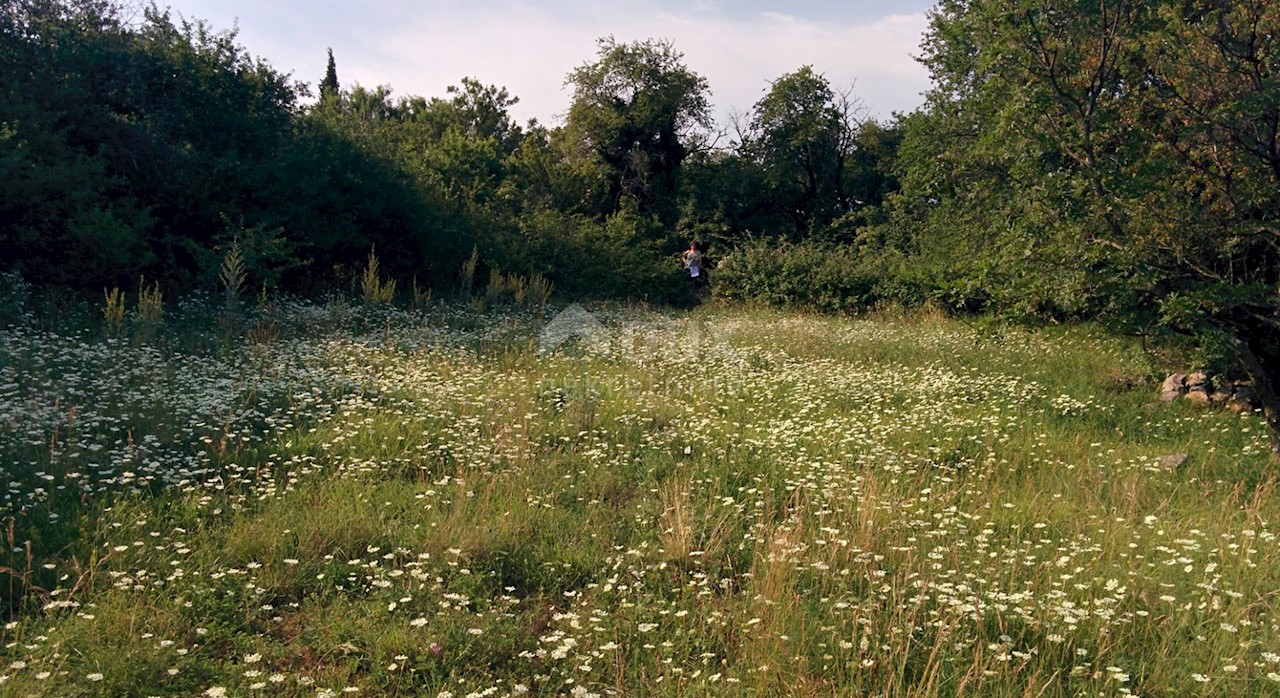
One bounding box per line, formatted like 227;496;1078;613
712;239;899;313
488;207;692;304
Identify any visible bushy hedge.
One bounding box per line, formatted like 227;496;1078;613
712;239;918;313
481;206;697;305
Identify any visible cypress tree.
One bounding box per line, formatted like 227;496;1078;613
320;48;339;97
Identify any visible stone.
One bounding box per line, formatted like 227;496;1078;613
1186;371;1209;389
1159;373;1186;402
1229;383;1259;413
1184;386;1211;406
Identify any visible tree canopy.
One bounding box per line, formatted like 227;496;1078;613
898;0;1280;455
564;37;712;228
742;66;863;238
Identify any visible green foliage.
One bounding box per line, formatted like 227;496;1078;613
897;0;1280;454
565;37;712;228
547;207;689;302
0;0;916;311
0;272;32;328
713;238;904;313
320;47;339;98
678;110;903;248
740;66;863;238
296;87;472;290
209;217;302;293
0;1;473;295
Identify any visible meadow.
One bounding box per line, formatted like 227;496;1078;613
0;283;1277;697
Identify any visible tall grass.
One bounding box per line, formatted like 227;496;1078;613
0;298;1274;696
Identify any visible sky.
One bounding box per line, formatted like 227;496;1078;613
151;0;938;128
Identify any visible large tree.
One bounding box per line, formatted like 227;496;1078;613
904;0;1280;457
564;36;711;228
741;66;864;239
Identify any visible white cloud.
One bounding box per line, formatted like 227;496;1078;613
350;4;930;126
162;1;932;127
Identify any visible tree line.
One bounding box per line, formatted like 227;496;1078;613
1;0;1277;454
0;1;897;301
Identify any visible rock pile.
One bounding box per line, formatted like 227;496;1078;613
1160;372;1259;414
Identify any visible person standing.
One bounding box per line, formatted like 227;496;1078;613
682;241;704;284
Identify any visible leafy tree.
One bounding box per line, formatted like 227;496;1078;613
438;78;525;155
564;37;712;228
680;69;897;247
842;119;903;223
0;0;302;288
0;0;143;285
904;0;1280;457
741;66;865;238
0;0;473;293
1135;2;1280;456
300;84;471;287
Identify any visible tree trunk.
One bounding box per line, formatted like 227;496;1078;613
1227;333;1280;462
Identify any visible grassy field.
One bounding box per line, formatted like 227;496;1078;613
0;292;1277;697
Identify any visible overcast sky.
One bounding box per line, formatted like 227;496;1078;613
153;0;937;127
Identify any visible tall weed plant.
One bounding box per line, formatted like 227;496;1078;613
218;243;247;340
102;287;125;337
360;247;397;304
134;278;163;344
